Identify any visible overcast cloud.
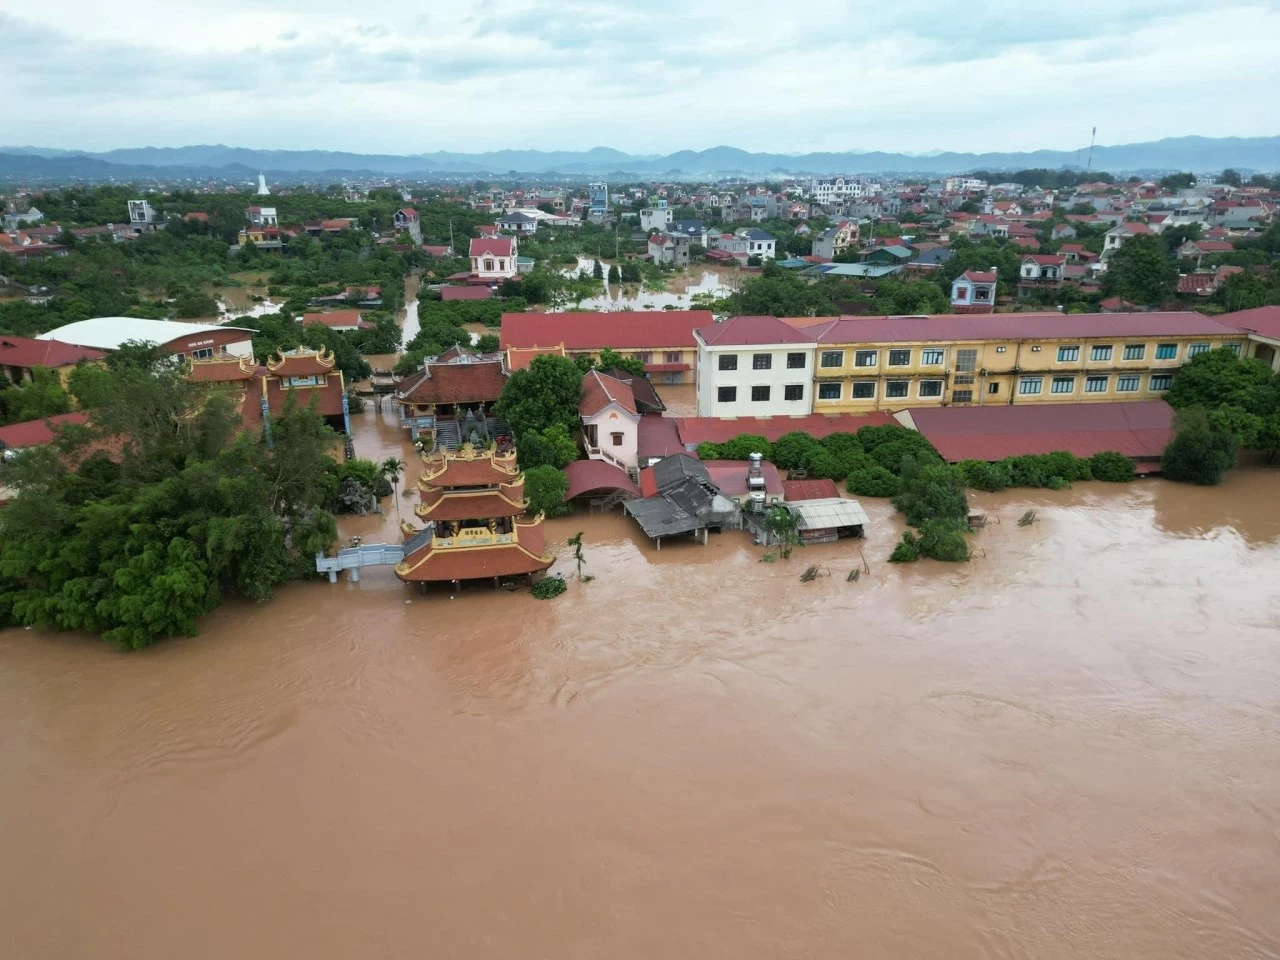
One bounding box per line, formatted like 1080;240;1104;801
4;0;1278;154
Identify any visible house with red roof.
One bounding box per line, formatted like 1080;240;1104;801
1018;253;1067;284
301;310;374;332
1176;239;1234;264
1102;221;1154;257
469;235;517;280
501;310;710;384
0;335;104;386
579;370;642;472
950;270;998;313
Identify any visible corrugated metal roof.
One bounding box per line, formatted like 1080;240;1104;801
675;413;897;445
788;497;870;529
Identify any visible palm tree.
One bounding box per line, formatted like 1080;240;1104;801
381;456;406;520
567;531;586;579
763;505;800;559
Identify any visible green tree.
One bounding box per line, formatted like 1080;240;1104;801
608;264;621;283
495;354;584;441
523;464;570;517
1162;409;1238;485
1166;348;1277;415
475;333;501;353
381;456;405;520
763;504;799;559
593;347;646;377
1220;169;1242;188
518;423;580;470
1101;234;1177;306
592;259;604;280
1159;172;1195;191
771;431;821;470
891;457;969;527
0;367;72;425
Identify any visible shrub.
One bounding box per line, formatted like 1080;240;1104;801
914;518;971;561
954;459;1011;491
888;532;921;563
820;431;864;463
846;465;902;497
719;434;773;462
1041;450;1093;482
870;438;941;474
523;465;572;517
531;575;567;600
1090;451;1136;482
517;423;579;470
696;441;723;460
1002;455;1051;488
772;431;821;470
1046;475;1071;490
1162;410;1238;485
891;457;970;527
799;445;845;479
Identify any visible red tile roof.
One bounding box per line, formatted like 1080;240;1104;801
637;414;684;460
1176;274;1218;295
696;315;814;346
419;450;521;489
906;400;1174;462
702;459;785;497
469;237;515;257
396;358;507;405
1222;305;1280;341
0;411;90;450
563;459;640;499
417;486;526;521
782;478;840;501
1183;240;1234;253
579;370;637;417
1023;254;1066;265
421;245;453;256
958;270;997;283
675;412;896;445
396;521;553;582
501;311;711;351
440;285;493;301
810;311;1240;345
301;310;373;330
0;335;104;369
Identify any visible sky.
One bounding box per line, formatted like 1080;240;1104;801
4;0;1280;156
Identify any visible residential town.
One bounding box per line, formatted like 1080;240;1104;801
1;161;1279;621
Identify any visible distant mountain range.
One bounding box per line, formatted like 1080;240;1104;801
2;136;1277;182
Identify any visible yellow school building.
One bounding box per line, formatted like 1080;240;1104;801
800;312;1246;413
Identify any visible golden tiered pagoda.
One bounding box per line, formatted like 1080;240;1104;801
395;444;555;590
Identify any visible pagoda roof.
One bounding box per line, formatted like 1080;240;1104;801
395;357;508;405
395;518;553;582
415;481;526;521
265;346;337;377
188;353;260;382
419;445;521;489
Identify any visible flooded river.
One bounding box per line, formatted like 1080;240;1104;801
3;407;1280;958
558;256;741;311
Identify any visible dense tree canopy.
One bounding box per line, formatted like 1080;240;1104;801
1101;234;1178;306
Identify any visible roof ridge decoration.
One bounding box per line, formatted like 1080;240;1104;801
265;346;336;372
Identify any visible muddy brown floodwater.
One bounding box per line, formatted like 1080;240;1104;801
3;409;1280;958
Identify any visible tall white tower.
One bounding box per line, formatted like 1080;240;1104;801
257;172;271;196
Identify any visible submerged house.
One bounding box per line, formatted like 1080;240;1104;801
624;454;740;549
785;498;870;543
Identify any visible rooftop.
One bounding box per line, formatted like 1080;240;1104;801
580;370;638;417
810;311;1241;345
696;315;815;347
1222;305;1280;342
501;311;711;351
675;412;897;445
36;317;255;351
0;335;104;369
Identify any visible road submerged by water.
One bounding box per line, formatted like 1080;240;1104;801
2;409;1279;958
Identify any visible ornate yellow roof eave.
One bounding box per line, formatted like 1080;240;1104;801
413;493;529;520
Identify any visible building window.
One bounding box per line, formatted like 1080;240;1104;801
1123;344;1145;361
886;380;909;398
888;349;911;366
751;385;771;402
784;384;804;401
952;389;973;403
611;432;624;446
988;382;1000;395
954;348;977;372
854;350;877;367
786;352;806;369
484;258;495;271
1155;343;1178;360
817;382;842;400
717;386;736;403
919;380;943;398
719;354;738;371
1116;375;1140;392
852;381;876;399
664;351;681;364
820;350;844;368
1057;346;1080;362
921;348;944;365
1225;342;1241;356
1019;377;1043;395
1090;345;1113;362
1188;343;1210;358
954;285;970;301
1051;376;1075;394
752;353;772;370
633;352;652;364
1085;375;1108;393
191;347;214;360
285;375;321;388
1150;374;1173;391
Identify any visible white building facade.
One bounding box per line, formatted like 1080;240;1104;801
695;317;817;417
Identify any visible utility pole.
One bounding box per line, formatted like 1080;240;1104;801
1086;126;1097;173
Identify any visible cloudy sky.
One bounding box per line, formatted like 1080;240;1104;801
4;0;1278;155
